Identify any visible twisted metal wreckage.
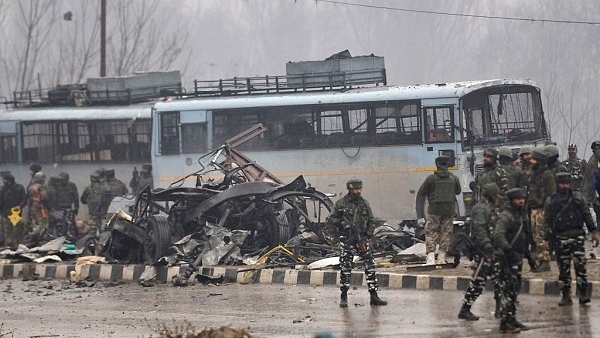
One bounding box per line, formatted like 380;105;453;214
0;125;455;283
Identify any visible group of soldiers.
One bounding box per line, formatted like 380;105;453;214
457;142;600;333
0;163;154;249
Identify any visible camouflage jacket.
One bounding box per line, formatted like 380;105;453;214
327;193;376;240
527;165;555;209
470;198;498;251
492;207;529;255
563;157;586;181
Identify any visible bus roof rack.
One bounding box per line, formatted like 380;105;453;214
189;55;387;98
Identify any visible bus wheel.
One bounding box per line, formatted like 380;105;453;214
144;215;171;264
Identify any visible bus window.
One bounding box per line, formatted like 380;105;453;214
0;135;17;163
424;106;453;143
160;112;180;154
374;102;420;145
182;123;208;153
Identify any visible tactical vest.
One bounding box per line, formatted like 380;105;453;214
551;195;583;233
87;183;103;216
432;175;456;204
55;184;73;208
504;209;528;254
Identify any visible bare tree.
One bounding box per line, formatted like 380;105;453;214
52;2;100;85
107;0;189;76
13;0;57;92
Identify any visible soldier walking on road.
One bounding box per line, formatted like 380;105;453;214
493;188;530;334
563;144;586;191
543;172;599;306
417;156;461;265
458;183;502;321
527;147;556;272
327;179;387;308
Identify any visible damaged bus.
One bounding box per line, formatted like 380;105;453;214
151;77;549;221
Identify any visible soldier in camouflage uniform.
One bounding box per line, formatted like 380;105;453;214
417;156;461;265
105;169;128;197
26;172;50;246
544;144;568;175
543;172;599;306
497;147;524;206
515;147;531;184
563;144;587;191
458;183;502;321
80;170;105;230
493;188;529;334
527;147;556;272
474;148;500;188
581;141;600;221
327;179;387;308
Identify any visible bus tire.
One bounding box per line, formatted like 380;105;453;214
144;215;171;264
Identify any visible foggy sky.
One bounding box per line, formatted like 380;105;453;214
1;0;599;158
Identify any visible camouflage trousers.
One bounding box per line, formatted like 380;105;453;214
530;208;550;261
424;214;453;253
496;254;522;321
556;235;587;292
28;202;49;244
339;239;378;292
462;254;500;306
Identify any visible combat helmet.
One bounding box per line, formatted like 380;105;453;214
346;179;362;190
482;182;501;200
518;147;531;156
498;146;513;160
530;147;546;161
483;148;499;158
543;144;559;159
32;171;46;184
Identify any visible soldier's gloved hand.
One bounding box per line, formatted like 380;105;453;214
73;208;79;215
417;218;426;227
483;242;494;259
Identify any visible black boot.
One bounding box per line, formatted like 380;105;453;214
457;303;479;321
578;284;591;304
559;288;573;306
369;291;388;306
340;291;348;308
499;318;521;334
510;317;529;331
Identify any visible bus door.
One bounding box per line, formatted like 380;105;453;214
422;104;459;166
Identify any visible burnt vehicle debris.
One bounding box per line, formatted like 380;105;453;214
96;125;335;269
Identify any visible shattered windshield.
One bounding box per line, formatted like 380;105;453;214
462;86;546;147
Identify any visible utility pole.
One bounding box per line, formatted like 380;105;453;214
100;0;106;77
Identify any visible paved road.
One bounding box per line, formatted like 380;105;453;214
0;278;598;337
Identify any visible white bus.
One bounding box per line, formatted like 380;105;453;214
0;104;152;196
151;78;549;221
